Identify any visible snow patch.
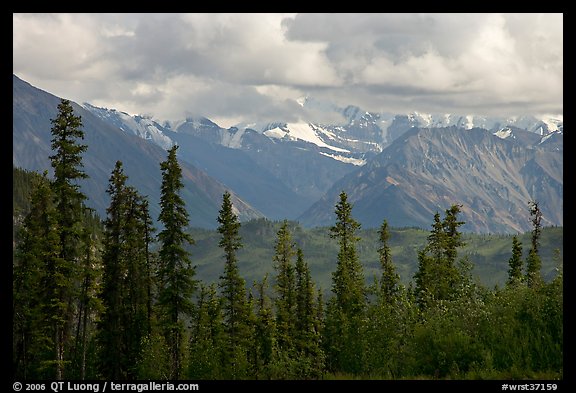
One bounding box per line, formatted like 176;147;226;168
319;152;366;166
222;128;246;149
493;128;512;139
264;123;350;153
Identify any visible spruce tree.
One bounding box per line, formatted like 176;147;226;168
98;162;127;378
294;248;325;378
98;161;153;379
330;192;365;315
526;200;543;288
507;235;524;286
157;146;196;379
72;222;102;380
324;191;366;374
377;220;400;305
414;205;464;310
443;204;465;265
272;220;296;352
188;283;225;379
217;191;250;378
48;98;89;379
13;173;60;379
252;274;276;379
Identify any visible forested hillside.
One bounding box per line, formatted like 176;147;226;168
12;100;562;381
186;220;562;292
14;167;562;292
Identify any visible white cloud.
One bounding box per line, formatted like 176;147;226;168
13;13;562;124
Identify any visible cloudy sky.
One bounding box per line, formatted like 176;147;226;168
13;13;563;127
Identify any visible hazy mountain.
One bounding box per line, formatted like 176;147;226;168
20;75;562;233
299;126;562;233
13;74;263;228
84;108;363;217
83;107;315;219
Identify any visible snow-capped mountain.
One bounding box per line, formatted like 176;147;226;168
13;75;263;227
83;103;174;150
299;126;563;233
80;94;562;232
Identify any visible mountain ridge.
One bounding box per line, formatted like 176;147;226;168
13;74;263;228
14;74;562;233
299;126;562;233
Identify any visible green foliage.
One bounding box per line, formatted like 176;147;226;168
12;101;563;380
272;220;296;351
187;284;226;379
507;235;523;286
291;249;325;379
98;161;154;379
136;332;171;379
13;99;103;380
474;281;563;378
377;219;400;305
217;191;252;379
324;192;366;374
13;172;61;378
526;200;543;288
329;192;365;315
13;166;44;217
187;221;562;292
250;275;276;379
157;146;197;379
414;205;465;310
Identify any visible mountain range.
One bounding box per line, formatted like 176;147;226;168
13;74;563;233
13;75;262;228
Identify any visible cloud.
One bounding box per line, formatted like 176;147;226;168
13;13;562;125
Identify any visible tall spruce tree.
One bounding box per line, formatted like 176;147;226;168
98;161;153;379
13;173;60;379
330;192;365;315
294;248;325;378
507;235;524;286
414;205;464;310
72;221;102;380
217;191;251;378
272;220;296;352
526;200;543;288
324;191;366;374
157;146;196;379
48;98;89;379
252;274;276;379
188;283;225;379
377;220;400;305
442;204;465;265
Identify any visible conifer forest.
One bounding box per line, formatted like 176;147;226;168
13;100;563;380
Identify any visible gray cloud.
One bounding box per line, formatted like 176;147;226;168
13;13;562;126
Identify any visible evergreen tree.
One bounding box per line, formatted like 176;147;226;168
526;200;543;288
272;220;296;352
98;161;153;379
157;146;196;379
377;220;400;305
13;173;60;379
413;249;433;310
217;191;250;378
294;248;325;378
252;274;276;379
98;162;127;378
443;204;465;265
329;192;365;315
324;191;366;374
507;235;524;286
48;99;89;379
414;205;464;310
188;283;225;379
71;222;102;380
